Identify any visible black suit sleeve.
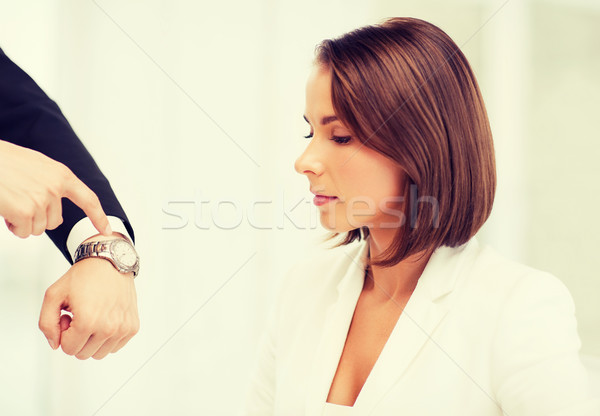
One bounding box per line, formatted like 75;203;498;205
0;47;135;263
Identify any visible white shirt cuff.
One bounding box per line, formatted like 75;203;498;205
66;216;133;262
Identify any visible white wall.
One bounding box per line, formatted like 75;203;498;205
0;0;598;414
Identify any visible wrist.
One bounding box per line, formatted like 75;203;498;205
74;257;135;279
66;216;134;262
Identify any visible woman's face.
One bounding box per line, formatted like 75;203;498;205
295;64;408;233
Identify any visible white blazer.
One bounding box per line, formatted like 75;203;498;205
241;237;600;415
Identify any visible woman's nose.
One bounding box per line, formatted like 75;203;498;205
294;140;324;176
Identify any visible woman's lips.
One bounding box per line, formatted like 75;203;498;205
313;195;338;206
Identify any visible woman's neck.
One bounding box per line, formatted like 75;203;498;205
364;228;432;303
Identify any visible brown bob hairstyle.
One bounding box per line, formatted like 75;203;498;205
316;17;496;268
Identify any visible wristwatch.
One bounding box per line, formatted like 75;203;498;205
74;238;140;277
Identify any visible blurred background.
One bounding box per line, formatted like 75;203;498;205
0;0;598;414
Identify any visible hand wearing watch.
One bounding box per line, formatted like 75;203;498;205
74;238;140;277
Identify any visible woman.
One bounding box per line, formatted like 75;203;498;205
242;18;599;415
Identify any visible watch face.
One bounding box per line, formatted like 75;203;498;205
111;240;138;268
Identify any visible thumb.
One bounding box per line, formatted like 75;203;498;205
58;313;72;350
59;313;72;333
39;287;66;350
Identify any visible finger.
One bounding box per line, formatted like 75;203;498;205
38;286;64;350
112;332;136;354
74;333;109;360
31;209;47;236
9;214;33;238
91;336;121;360
75;317;125;359
46;198;63;230
63;176;112;236
60;317;94;357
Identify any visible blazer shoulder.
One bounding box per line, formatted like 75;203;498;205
469;243;570;295
456;242;575;325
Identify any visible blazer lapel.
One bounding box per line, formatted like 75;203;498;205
354;239;479;413
303;238;479;416
304;240;369;416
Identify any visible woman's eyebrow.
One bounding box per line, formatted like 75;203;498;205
303;115;339;125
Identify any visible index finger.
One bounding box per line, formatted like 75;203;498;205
63;176;112;236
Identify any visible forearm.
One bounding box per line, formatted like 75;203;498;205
0;48;134;261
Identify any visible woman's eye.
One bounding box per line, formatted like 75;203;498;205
304;132;313;139
332;136;351;144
